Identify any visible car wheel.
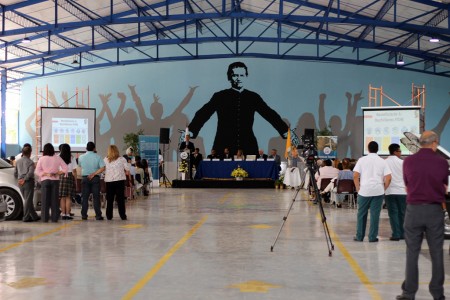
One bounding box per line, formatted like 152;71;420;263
1;188;23;220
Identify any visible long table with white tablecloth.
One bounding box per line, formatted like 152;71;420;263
194;160;279;180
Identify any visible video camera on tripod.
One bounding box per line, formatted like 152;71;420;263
297;129;318;168
271;128;335;256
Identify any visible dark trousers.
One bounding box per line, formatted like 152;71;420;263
40;179;60;222
355;194;383;241
20;179;38;221
81;176;102;218
401;204;445;299
385;194;407;239
105;180;126;220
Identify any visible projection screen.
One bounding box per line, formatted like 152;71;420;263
41;107;96;153
362;106;421;156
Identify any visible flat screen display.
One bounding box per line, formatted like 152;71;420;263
41;107;96;153
362;106;421;156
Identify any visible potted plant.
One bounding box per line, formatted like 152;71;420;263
123;129;145;153
276;172;285;188
231;166;248;181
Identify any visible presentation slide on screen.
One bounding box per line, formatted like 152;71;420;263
362;106;421;156
52;118;88;147
41;107;96;152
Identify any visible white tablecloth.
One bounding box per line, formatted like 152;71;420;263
283;167;302;187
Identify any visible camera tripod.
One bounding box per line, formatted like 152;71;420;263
160;144;171;188
270;162;335;256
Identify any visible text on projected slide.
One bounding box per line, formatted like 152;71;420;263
52;118;88;147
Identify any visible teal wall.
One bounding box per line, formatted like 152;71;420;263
19;58;449;160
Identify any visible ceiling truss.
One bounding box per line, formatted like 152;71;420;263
0;0;448;85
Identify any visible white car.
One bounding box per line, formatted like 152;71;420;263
0;158;25;220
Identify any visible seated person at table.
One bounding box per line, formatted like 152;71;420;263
256;149;268;160
268;148;281;166
222;147;232;160
234;149;245;160
207;149;220;160
191;148;203;170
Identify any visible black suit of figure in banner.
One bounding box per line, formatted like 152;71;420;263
188;62;288;156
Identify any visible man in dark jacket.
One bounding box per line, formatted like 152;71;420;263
189;62;288;156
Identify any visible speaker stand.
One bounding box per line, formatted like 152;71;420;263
160;143;171;188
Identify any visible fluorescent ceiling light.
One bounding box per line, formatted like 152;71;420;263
429;37;440;43
21;37;31;44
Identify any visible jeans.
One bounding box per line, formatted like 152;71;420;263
40;179;60;222
81;176;102;218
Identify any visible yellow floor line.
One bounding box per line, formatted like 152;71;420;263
0;221;82;253
122;215;208;300
307;200;382;300
218;192;233;204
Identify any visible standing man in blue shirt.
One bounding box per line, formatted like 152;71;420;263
397;131;448;300
78;142;105;220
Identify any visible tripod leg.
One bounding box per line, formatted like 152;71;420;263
308;165;335;256
270;187;301;252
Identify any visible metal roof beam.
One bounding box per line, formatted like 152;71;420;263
2;13;450;38
388;8;449;60
7;51;450;85
53;0;130;53
6;34;450;70
356;0;395;42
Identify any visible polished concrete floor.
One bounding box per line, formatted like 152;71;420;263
1;187;449;300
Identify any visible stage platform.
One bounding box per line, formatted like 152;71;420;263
171;178;275;188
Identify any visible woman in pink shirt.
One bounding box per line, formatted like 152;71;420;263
36;143;68;222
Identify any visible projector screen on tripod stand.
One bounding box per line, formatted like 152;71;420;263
362;106;421;156
40;107;96;153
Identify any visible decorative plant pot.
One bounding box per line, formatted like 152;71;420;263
235;177;243;181
181;173;186;181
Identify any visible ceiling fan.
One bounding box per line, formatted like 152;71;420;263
400;132;420;154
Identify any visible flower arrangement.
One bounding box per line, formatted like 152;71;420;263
178;161;188;173
276;170;285;185
231;166;249;178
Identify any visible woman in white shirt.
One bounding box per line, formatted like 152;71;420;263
104;145;130;220
59;143;77;220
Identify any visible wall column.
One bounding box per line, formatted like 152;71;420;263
1;70;6;158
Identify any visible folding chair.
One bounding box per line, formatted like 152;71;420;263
100;178;106;208
125;175;135;200
134;174;144;197
336;179;356;208
319;177;333;203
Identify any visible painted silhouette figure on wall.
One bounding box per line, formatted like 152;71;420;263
128;85;202;161
188;61;288;156
319;91;364;158
97;92;139;148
